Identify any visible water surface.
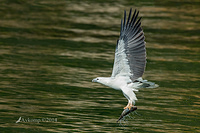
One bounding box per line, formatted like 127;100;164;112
0;0;200;132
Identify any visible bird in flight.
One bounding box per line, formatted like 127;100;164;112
92;8;158;116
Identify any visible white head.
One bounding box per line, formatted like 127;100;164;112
92;77;111;86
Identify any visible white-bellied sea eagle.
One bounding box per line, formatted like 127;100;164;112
92;8;158;115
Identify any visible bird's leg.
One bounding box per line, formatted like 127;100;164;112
124;100;134;110
123;102;130;109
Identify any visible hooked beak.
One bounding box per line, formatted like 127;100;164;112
92;79;97;82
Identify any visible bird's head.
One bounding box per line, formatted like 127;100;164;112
92;77;102;83
92;77;111;85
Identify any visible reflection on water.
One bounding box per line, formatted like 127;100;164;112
0;0;200;132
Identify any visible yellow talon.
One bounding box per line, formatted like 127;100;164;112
123;103;133;110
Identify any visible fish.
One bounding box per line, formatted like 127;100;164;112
117;106;137;122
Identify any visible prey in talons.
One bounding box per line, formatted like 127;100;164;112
117;106;137;122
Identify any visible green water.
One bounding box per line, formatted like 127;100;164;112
0;0;200;132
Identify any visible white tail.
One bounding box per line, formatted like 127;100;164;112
128;77;159;91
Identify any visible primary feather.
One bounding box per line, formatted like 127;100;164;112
111;8;146;82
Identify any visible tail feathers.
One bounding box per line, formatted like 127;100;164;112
141;81;159;89
130;78;159;91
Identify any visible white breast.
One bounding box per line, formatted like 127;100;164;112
106;76;131;90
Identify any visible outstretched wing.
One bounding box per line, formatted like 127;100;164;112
111;9;146;82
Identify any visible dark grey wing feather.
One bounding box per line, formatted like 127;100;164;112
111;8;146;82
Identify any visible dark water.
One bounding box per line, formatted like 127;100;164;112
0;0;200;132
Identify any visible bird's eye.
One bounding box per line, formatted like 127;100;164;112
97;78;99;80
